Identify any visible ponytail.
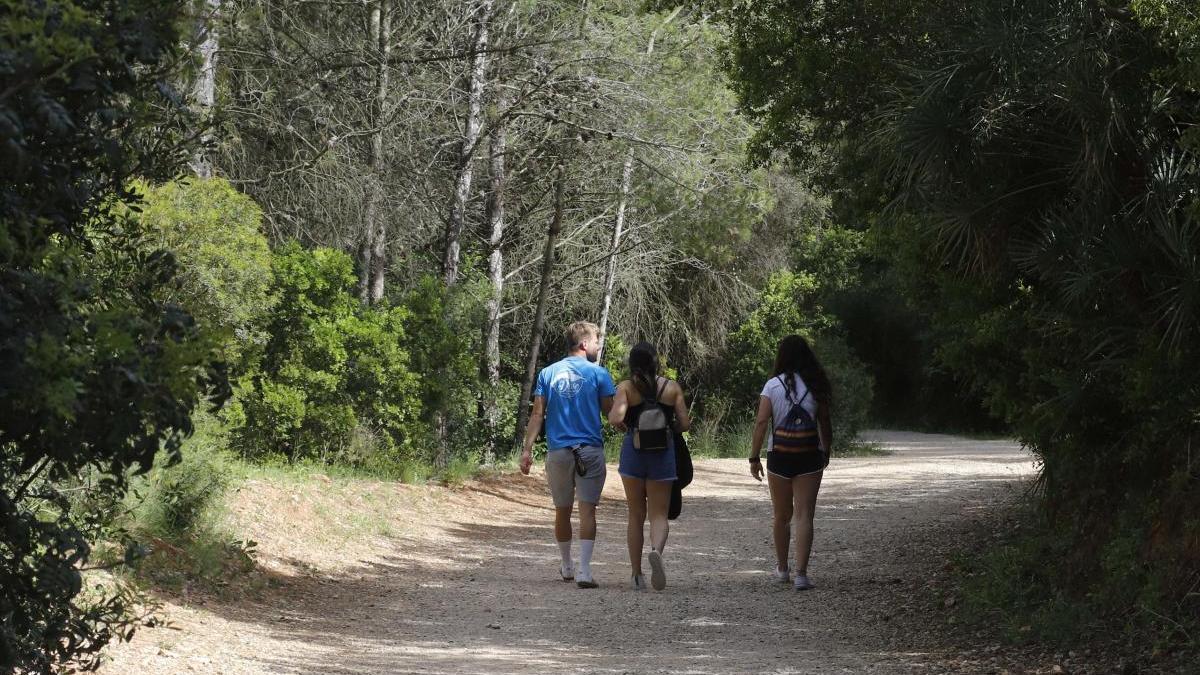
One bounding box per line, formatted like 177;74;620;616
628;342;660;399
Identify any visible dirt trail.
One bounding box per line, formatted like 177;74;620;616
102;430;1036;674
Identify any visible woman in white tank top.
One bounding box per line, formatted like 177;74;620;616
748;334;833;591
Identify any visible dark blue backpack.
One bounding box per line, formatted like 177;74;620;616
772;376;820;453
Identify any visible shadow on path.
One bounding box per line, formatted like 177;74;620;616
113;431;1037;675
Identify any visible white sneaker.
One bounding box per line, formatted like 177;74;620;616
648;550;666;590
631;573;647;591
576;569;598;589
771;566;791;584
793;574;815;591
560;561;574;582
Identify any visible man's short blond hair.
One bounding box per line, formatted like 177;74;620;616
564;321;600;353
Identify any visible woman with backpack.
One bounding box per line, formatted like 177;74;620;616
608;342;691;591
749;334;834;591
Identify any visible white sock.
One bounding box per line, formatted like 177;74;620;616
558;540;572;566
579;539;595;577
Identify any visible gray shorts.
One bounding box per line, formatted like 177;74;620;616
545;445;606;508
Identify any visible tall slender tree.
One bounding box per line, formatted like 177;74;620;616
358;0;392;303
443;0;494;287
482;85;511;464
596;153;633;361
191;0;221;177
514;164;566;449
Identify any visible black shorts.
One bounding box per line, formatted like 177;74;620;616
767;450;827;479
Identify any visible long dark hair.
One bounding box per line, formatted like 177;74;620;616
628;342;659;398
773;334;832;407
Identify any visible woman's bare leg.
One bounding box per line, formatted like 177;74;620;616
646;479;673;554
620;475;647;575
791;471;823;575
767;471;794;571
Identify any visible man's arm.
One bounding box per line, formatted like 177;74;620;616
598;370;617;421
519;396;546;475
600;395;614;418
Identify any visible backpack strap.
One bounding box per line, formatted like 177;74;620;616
776;373;814;407
654;378;669;403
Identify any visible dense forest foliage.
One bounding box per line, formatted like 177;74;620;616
1;1;888;669
713;0;1200;646
4;0;1198;671
1;1;227;669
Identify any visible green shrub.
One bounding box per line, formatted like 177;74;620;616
397;275;485;463
602;333;633;382
438;456;480;486
952;507;1195;649
120;415;261;593
722;270;873;452
131;415;231;541
231;243;424;464
813;330;875;449
602;332;680;384
689;418;756;459
130;177;275;365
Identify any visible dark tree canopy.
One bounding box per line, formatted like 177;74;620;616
718;0;1200;619
1;1;227;670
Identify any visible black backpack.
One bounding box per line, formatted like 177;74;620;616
633;380;671;452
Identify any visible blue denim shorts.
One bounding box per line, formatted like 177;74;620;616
618;432;677;481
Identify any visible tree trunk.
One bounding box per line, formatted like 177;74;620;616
596;151;633;362
190;0;220;178
594;9;678;355
359;0;391;303
442;0;493;287
358;189;377;301
434;0;492;469
481;87;509;465
513;166;565;450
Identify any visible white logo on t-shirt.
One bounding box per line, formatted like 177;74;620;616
551;369;584;399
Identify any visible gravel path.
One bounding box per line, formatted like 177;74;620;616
102;430;1037;674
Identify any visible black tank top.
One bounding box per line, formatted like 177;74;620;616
624;378;676;430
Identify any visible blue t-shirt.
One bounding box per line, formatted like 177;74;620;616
535;356;616;450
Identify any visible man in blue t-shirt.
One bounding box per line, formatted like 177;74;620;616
520;321;616;588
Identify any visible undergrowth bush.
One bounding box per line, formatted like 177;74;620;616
689;421;755;459
122;414;256;592
954;505;1198;653
722;270;873;452
131;415;231;542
